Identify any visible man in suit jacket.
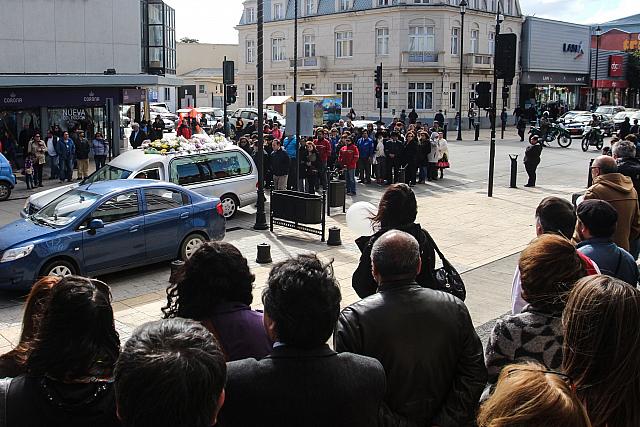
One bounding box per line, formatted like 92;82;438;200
129;123;147;149
335;230;487;427
218;254;404;427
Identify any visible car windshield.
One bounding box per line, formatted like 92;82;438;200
595;107;613;115
614;112;627;120
33;189;100;228
84;165;132;184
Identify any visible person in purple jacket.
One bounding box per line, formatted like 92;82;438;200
162;242;273;361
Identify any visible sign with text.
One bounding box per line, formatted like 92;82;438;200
609;55;624;77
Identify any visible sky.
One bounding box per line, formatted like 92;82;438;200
163;0;638;45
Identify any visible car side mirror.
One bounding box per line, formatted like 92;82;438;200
88;219;104;230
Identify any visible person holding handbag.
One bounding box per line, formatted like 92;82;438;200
29;133;47;187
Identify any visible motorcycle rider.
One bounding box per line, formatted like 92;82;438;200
539;111;551;142
588;114;602;143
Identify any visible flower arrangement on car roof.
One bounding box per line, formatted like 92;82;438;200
141;133;231;155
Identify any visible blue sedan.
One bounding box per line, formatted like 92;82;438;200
0;180;225;290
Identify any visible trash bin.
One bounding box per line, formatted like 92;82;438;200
329;180;346;208
271;190;323;224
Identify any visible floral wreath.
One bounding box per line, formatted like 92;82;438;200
141;133;231;155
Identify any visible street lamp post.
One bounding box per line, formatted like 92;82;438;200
487;3;503;197
594;25;602;108
254;0;268;230
293;0;298;102
456;0;467;141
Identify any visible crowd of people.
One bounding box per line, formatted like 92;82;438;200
233;116;451;196
0;182;638;426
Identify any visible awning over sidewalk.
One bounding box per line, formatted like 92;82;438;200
264;95;293;105
0;74;184;88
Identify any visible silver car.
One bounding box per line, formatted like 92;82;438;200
22;145;258;219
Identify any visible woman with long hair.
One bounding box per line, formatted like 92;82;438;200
0;276;60;378
163;241;272;361
3;276;120;426
351;183;437;298
477;361;592;427
563;275;640;427
485;234;586;386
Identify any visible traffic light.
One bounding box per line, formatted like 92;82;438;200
226;85;237;105
475;82;491;109
375;65;382;86
502;85;510;100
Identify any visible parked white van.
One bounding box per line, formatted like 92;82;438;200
23;141;258;219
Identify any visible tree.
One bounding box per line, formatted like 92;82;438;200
179;37;199;44
628;51;640;90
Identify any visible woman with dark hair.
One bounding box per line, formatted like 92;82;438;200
0;276;60;378
2;276;120;426
563;275;640;427
300;140;320;194
163;241;272;361
485;234;586;387
351;183;437;298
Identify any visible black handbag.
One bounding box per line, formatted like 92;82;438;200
424;232;466;301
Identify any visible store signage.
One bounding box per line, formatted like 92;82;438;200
123;89;146;104
2;92;23;105
0;88;119;109
562;42;585;60
63;108;87;121
521;72;587;85
622;34;640;51
609;55;624;77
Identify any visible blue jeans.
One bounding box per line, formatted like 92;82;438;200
346;169;356;194
49;155;59;179
59;157;73;181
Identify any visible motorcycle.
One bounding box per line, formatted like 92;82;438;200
528;123;572;148
581;126;604;152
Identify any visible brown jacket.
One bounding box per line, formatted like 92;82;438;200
574;173;640;251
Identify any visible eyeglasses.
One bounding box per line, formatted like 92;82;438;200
507;368;576;393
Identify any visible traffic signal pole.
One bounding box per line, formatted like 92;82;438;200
487;6;501;198
223;56;228;137
379;63;383;123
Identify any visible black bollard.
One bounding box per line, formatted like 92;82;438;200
169;260;185;284
327;227;342;246
501;122;505;140
443;123;448;140
397;167;406;184
256;243;272;264
587;158;594;188
509;155;518;188
475;124;480;141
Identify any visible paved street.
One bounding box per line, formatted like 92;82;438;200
0;127;603;351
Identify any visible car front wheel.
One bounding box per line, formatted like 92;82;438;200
180;233;206;261
41;259;77;279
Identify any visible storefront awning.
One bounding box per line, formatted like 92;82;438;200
264;96;293;105
0;74;184;88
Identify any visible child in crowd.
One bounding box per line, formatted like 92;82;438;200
23;153;35;189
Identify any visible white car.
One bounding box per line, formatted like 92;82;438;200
22;141;257;219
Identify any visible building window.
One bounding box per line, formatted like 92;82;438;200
376;28;390;56
414;0;430;3
470;29;479;54
450;0;459;4
273;3;283;20
199;84;206;94
488;31;495;54
144;1;176;75
304;0;315;15
339;0;352;11
246;7;255;23
335;31;353;58
378;0;389;5
408;82;433;110
246;40;256;63
486;0;494;12
470;0;479;7
450;82;457;110
506;0;513;14
272;37;286;61
272;84;286;96
302;83;316;95
164;87;171;100
303;34;316;58
336;83;353;108
247;85;256;107
409;26;435;52
451;27;459;55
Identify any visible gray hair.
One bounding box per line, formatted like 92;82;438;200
371;230;421;279
612;140;636;159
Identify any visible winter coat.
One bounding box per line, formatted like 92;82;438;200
524;143;542;165
56;138;75;160
92;138;109;157
270;148;290;177
314;137;332;163
75;138;91;160
616;156;640;199
357;137;374;159
574;173;640;251
300;149;320;179
577;238;639;286
29;139;47;165
427;137;440;163
338;144;359;170
283;136;298;159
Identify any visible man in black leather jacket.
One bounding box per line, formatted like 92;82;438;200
335;231;487;427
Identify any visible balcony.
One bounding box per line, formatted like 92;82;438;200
401;51;443;72
288;56;327;72
463;53;493;72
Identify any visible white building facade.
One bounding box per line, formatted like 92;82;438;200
236;0;523;123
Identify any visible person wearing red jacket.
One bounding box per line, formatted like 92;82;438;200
314;128;332;191
338;136;359;195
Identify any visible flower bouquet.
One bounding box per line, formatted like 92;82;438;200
141;134;231;155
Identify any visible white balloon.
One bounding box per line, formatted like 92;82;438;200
346;201;378;237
